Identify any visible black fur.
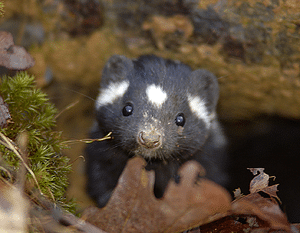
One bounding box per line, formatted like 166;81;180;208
86;55;227;207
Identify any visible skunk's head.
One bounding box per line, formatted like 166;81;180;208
95;55;220;161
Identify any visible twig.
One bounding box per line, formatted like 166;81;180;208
30;190;107;233
62;132;112;145
0;132;43;194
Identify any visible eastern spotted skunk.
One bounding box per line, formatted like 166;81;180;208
86;55;227;207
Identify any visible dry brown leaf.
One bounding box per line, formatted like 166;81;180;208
231;170;290;231
248;168;270;193
0;31;35;70
83;157;231;233
260;184;281;201
233;187;242;199
191;169;293;232
231;191;290;231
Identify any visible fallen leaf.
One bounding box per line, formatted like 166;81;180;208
0;31;35;70
83;157;231;233
231;191;290;231
197;168;292;232
248;168;270;193
233;187;242;199
231;169;290;231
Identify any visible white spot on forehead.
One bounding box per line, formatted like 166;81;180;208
146;84;167;107
96;80;129;109
187;94;211;128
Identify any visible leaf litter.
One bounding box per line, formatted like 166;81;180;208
83;159;299;233
200;167;294;232
83;157;231;233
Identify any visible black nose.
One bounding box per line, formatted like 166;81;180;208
138;131;161;149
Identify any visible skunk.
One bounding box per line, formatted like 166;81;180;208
86;55;227;207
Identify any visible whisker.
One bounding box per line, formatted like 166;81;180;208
61;87;96;102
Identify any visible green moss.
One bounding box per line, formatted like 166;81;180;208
0;72;76;213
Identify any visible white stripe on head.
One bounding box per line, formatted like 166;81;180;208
96;80;130;109
187;93;211;128
146;84;167;108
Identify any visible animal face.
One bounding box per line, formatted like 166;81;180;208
95;55;219;161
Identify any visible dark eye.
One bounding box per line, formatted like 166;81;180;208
122;103;133;116
175;113;185;127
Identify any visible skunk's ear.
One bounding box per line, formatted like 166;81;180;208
96;55;133;109
189;69;219;113
101;55;134;86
